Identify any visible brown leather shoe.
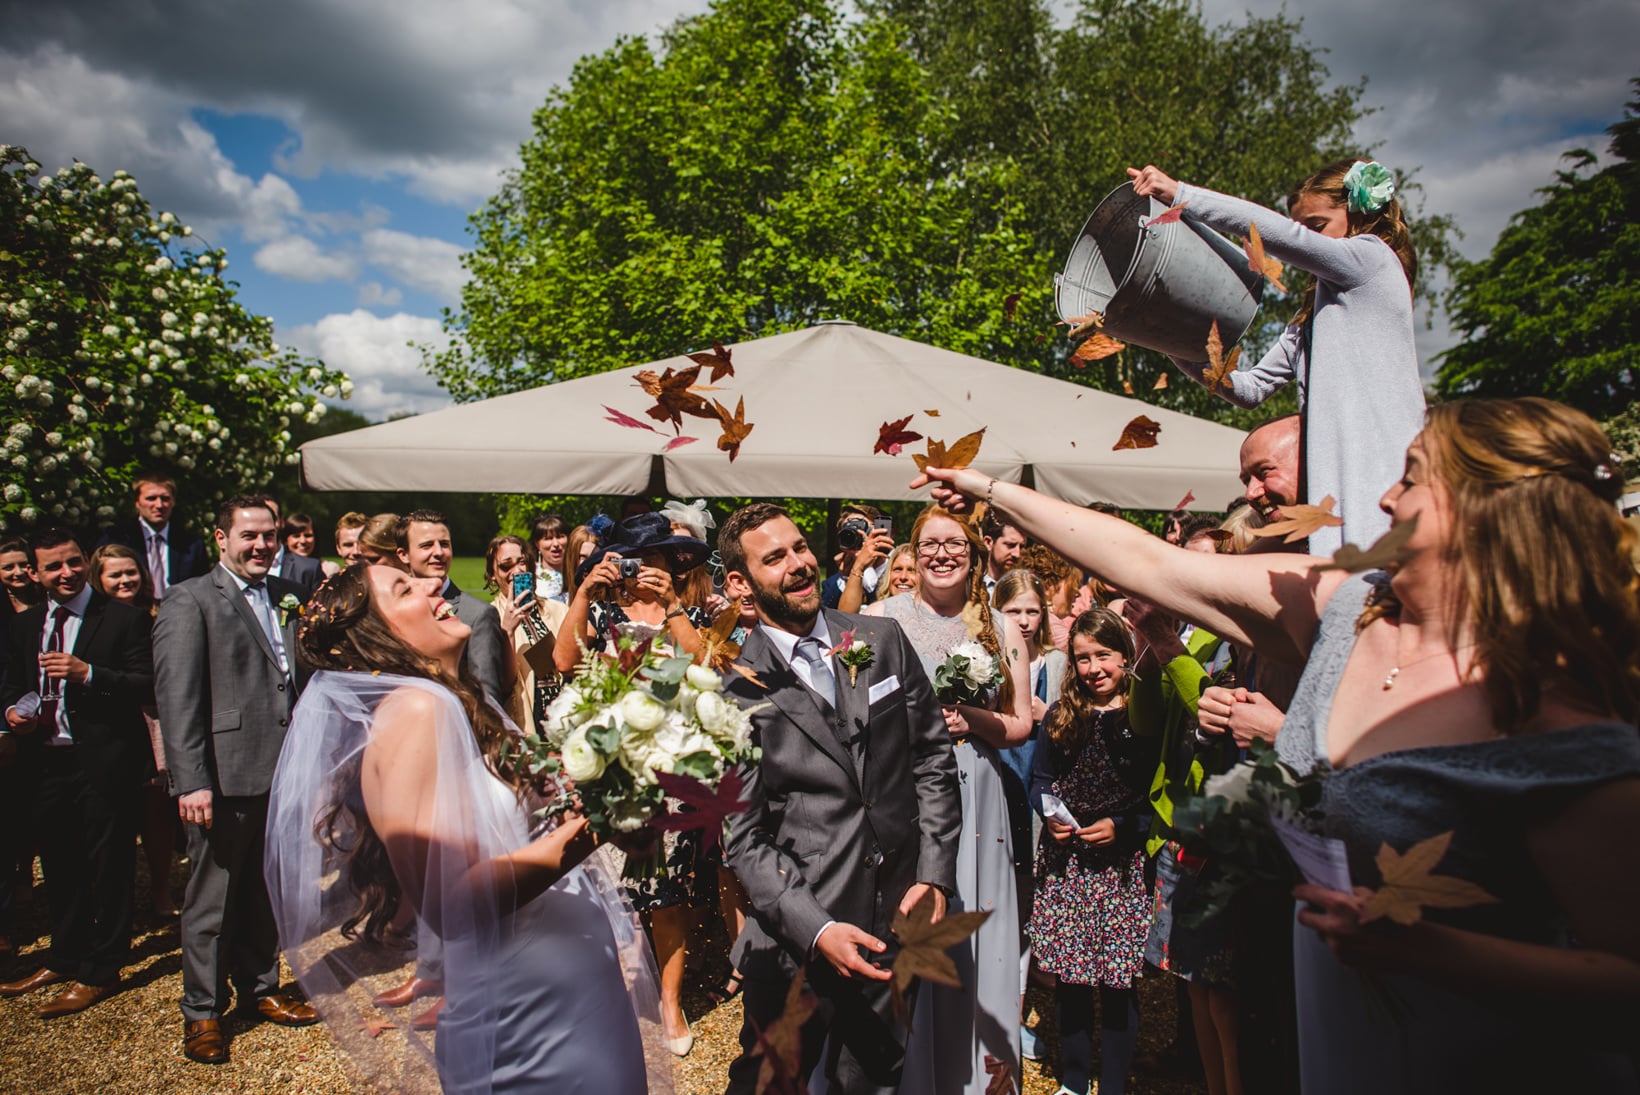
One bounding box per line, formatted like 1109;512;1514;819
0;967;69;997
183;1018;228;1064
243;992;319;1027
37;981;118;1019
371;976;443;1009
410;996;445;1031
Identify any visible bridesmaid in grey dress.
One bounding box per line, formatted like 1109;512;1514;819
913;398;1640;1093
866;505;1033;1095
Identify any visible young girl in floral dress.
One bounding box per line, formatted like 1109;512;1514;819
1028;608;1157;1095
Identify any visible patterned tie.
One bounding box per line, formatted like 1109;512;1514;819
245;582;289;676
148;529;167;599
795;636;836;708
38;604;71;728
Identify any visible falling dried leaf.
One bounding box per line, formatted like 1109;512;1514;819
1145;201;1190;228
713;396;754;462
751;967;819;1095
1002;292;1022;321
1315;516;1420;574
1113;415;1162;450
874;415;924;456
1245;223;1288;293
826;628;857;659
663;435;698;452
686;340;735;382
1067;311;1105;340
1201;320;1243;392
1153;372;1169;390
1250;494;1344;544
696;605;742;671
1121;378;1134;394
1360;831;1499;927
635;365;718;429
890;889;992;1023
984;1055;1016;1095
652;769;749;855
1072;332;1125;364
924;409;941;417
729;661;768;689
912;428;987;473
1173;490;1197;511
603;405;661;434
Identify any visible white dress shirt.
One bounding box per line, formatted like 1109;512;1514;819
141;518;171;590
31;583;94;746
221;564;290;677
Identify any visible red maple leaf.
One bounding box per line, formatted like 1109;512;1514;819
686;341;735;382
1145;201;1190;228
827;629;856;658
663;435;698;451
874;415;924;456
651;769;749;854
1172;489;1196;511
604;405;661;433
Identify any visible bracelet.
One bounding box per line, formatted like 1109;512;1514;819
985;477;998;508
664;606;686;621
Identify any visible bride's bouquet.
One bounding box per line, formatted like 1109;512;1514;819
933;639;1003;707
512;636;763;841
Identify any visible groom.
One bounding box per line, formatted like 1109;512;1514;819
718;503;959;1095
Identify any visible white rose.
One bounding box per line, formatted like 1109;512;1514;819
962;650;996;687
684;663;724;692
620;691;668;733
620;739;668;786
694;690;730;734
560;728;606;783
541;683;587;733
1203;763;1256;809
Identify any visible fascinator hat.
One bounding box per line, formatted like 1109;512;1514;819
659;498;715;541
576;512;709;583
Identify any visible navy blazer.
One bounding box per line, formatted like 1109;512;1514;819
97;519;211;590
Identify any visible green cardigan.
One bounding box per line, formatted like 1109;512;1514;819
1130;628;1225;857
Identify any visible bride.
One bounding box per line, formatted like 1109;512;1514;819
264;563;671;1094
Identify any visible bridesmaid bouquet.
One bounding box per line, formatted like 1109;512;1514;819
932;640;1002;706
513;637;763;838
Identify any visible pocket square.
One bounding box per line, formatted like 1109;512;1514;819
867;675;901;704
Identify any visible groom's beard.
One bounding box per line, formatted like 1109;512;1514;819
750;568;821;632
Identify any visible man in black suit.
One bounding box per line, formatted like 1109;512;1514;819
0;527;154;1017
251;494;323;597
95;471;210;599
718;504;960;1095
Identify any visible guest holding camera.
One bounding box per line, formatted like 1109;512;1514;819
484;534;567;737
824;505;894;614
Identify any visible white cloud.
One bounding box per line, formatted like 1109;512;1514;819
282;310;456;420
254;234;360;282
361;229;467;303
357;280;404;308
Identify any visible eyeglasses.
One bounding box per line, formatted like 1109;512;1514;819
915;539;970;558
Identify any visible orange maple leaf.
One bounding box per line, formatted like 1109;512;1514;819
1072;332;1125;365
1250;494;1344;543
912;428;986;474
1201;320;1243;392
1112;414;1161;451
685;340;735;382
712;396;754;462
1360;831;1499;927
1245;223;1288;293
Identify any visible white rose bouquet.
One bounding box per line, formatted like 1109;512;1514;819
511;637;763;842
932;639;1002;707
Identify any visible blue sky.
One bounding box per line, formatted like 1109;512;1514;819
3;0;1635;421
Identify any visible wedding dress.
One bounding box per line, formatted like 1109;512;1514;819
265;671;673;1094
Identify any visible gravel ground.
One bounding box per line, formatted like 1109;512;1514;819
1;860;1209;1094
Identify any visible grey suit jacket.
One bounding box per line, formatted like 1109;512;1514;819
444;581;508;708
273;551;324;597
154;565;304;798
724;609;960;971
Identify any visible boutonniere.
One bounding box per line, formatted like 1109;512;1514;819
278;593;301;628
829;629;875;687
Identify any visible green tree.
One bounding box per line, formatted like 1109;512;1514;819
1435;81;1640;416
0;145;349;533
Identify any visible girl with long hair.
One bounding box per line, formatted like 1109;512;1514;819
483;534;567;737
866;504;1033;1095
1129;157;1425;553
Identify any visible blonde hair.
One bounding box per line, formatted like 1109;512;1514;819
992;568;1054;658
910;504;1015;711
1288;157;1416;326
1364;398;1640;731
880;542;918;598
1219;503;1268;555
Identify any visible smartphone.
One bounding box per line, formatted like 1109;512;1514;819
511;571;534;604
872;516;893;537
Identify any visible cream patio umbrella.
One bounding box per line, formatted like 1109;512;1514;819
300;321;1247;510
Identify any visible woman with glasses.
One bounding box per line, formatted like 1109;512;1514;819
866;505;1033;1094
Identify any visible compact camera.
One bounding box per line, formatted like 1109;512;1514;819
618;558;643;580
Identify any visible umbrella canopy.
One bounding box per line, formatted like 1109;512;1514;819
300;321;1247;510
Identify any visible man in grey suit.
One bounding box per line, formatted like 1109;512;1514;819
718;503;960;1095
155;497;317;1066
397;509;508;705
251;494;323;597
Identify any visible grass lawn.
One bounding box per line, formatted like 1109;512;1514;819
320;556;494;601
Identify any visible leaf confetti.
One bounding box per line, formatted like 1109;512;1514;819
635;365;718;430
751;967;819;1095
686;340;735;382
874;415;924;456
912;428;986;474
1315;516;1419;574
1245;223;1288;293
890;889;992;1023
1066;311;1105;340
1250;494;1344;543
1072;332;1125;364
1002;291;1022;321
1201;320;1242;392
663;435;698;452
604;405;661;433
1113;414;1161;450
651;769;749;855
1360;831;1498;927
1145;201;1190;228
713;396;754;462
984;1055;1016;1095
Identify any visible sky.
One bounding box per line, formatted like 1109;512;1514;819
3;0;1635;421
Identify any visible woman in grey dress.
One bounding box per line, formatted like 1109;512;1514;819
914;398;1640;1092
866;505;1033;1095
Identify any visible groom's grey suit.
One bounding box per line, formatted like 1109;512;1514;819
155;564;305;1020
724;608;959;1095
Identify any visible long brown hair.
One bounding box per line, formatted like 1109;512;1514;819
301;563;527;944
1044;608;1135;758
562;524;598;603
909;504;1015;711
992;568;1054;658
1288;156;1416;326
1362;398;1640;731
86;543;156;613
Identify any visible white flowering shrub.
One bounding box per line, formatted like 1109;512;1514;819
0;145;351;532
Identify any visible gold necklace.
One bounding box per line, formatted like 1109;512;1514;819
1381;643;1475;690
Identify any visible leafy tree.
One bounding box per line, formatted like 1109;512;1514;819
0;145;349;533
1435;81;1640;417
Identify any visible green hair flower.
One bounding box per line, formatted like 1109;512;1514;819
1343;160;1395;214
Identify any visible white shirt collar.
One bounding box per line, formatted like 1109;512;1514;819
759;613;832;667
218;563;264;593
140;517;169;540
47;583;95;617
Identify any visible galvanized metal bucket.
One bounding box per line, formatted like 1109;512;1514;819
1055;182;1264;360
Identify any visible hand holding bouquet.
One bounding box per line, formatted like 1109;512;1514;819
933;640;1002;707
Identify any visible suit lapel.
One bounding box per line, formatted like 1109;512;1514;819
214;567;281;672
741;626;857;784
824;610;871;775
71;592;109;659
